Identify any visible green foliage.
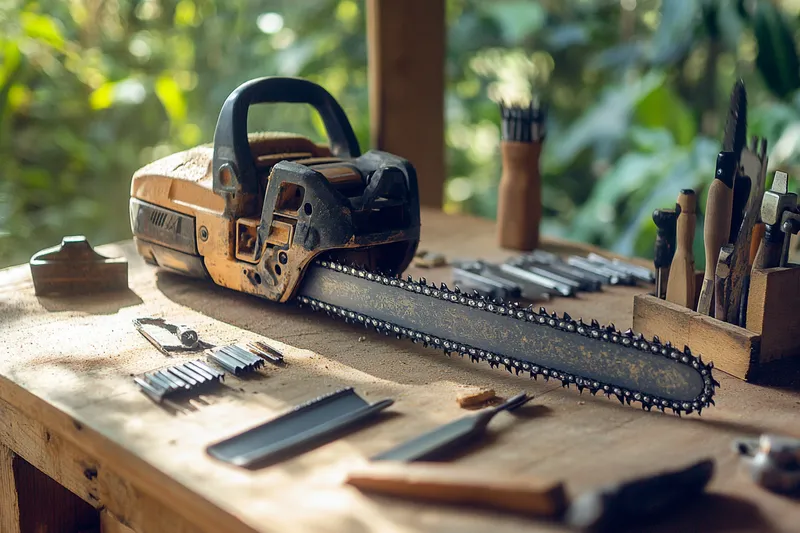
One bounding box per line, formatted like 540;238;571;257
2;0;800;269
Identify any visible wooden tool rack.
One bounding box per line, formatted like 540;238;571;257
633;266;800;381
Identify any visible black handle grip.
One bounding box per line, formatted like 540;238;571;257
653;207;679;268
212;77;361;195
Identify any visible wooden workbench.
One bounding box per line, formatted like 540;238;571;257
1;208;799;533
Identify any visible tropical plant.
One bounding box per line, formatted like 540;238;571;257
1;0;799;269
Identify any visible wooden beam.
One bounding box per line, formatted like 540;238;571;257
367;0;446;208
0;444;21;533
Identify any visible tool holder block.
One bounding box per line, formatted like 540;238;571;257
633;266;800;381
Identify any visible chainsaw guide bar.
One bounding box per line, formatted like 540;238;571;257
297;260;718;416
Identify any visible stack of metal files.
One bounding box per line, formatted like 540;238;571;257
208;344;267;375
452;250;654;301
134;359;224;403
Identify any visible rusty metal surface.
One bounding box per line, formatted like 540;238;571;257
298;261;717;415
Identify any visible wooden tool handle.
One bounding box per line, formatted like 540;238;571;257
346;462;567;518
497;141;542;251
750;223;766;265
703;179;735;281
666;190;697;308
753;225;785;269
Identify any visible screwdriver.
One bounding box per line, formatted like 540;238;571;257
666;189;697;308
652;207;678;299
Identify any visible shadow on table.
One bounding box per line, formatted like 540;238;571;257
642;493;776;533
153;270;547;390
751;358;800;392
36;288;143;315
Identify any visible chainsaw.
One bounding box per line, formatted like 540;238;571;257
129;77;717;415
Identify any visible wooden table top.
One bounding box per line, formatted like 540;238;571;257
1;208;798;533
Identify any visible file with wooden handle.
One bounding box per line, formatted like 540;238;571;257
697;152;737;315
346;462;568;518
666;189;697;308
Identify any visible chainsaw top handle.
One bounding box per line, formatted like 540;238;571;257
212;76;361;196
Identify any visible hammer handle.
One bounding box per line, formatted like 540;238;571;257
346;463;567;518
753;224;785;269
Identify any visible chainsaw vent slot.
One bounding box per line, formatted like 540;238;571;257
275;182;305;214
149;210;169;228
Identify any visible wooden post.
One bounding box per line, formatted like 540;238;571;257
0;445;21;533
367;0;446;208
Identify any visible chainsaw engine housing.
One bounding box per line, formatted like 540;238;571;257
130;77;420;302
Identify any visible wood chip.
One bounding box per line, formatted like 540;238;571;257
457;389;496;409
413;252;447;268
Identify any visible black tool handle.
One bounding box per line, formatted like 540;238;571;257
652;208;678;269
565;459;714;532
212;77;361;195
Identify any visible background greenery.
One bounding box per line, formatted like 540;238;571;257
2;0;800;268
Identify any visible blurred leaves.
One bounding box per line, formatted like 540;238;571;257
752;0;800;99
2;0;800;268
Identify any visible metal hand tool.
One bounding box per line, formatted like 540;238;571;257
735;434;800;494
474;262;554;300
134;359;225;404
730;175;752;244
585;253;654;284
519;252;612;286
782;213;800;266
209;344;266;375
208;388;394;468
714;246;733;322
543;263;605;289
566;256;632;285
753;171;797;269
652;207;678;299
506;258;585;291
499;263;576;296
666;189;697;308
452;266;522;300
698;80;746;315
531;262;603;291
372;393;532;462
246;341;285;365
565;459;714;532
722;139;769;322
133;317;213;356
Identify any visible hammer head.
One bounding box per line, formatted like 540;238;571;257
761;171;797;225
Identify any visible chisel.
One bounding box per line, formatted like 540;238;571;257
666;189;697;308
697;152;736;314
697;80;747;315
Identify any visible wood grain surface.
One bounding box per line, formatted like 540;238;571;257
0;208;799;533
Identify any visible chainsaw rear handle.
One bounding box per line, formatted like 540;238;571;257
212;76;361;196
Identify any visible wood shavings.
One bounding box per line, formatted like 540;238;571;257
457;388;496;409
413;250;447;268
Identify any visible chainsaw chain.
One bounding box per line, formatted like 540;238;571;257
296;260;719;416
